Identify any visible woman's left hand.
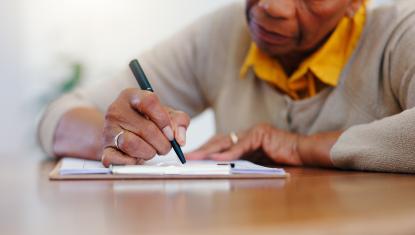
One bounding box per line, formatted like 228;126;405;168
186;123;304;166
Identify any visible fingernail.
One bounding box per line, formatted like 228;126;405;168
178;126;186;146
162;126;174;141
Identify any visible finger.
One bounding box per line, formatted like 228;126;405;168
102;124;125;149
210;132;260;161
186;134;233;160
167;108;190;146
104;89;171;155
121;118;172;155
117;130;157;160
209;148;244;161
185;149;210;160
108;114;171;155
130;91;174;141
101;147;138;167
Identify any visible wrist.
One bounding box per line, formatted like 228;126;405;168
293;134;306;166
296;134;313;166
296;133;338;168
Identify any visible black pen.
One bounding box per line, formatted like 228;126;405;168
129;59;187;164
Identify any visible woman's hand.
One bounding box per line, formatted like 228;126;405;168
187;123;341;167
100;88;190;167
187;123;303;165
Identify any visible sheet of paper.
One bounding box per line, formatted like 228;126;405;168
59;157;286;176
59;158;111;175
111;161;232;175
231;161;286;175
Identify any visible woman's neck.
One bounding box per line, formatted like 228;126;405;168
276;54;308;77
275;30;334;77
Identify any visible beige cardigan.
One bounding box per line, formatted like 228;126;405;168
38;0;415;173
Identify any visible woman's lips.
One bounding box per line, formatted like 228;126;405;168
250;20;293;45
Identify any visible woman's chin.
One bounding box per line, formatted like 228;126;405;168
254;39;295;57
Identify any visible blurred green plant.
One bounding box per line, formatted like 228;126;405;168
39;62;83;105
60;63;82;93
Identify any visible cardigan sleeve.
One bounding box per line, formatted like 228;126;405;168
330;23;415;173
36;9;224;157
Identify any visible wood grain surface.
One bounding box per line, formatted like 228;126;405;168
2;152;415;235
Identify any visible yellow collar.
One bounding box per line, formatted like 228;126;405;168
240;5;366;99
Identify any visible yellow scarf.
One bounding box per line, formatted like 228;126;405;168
240;5;366;100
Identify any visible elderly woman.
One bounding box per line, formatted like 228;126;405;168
38;0;415;173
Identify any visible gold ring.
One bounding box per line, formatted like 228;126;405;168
229;132;238;145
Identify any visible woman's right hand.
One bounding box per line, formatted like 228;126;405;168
100;88;190;167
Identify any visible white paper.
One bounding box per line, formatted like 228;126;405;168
230;161;286;175
59;158;111;175
59;158;286;176
111;161;232;175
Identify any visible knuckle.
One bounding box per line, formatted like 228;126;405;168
158;141;171;155
139;92;159;111
142;148;157;160
120;88;137;97
175;111;190;125
159;145;171;155
257;123;271;130
107;89;137;120
105;104;122;122
123;88;147;109
119;134;144;158
138;121;157;138
153;112;169;127
118;133;132;152
255;123;272;134
136;122;170;155
247;124;270;145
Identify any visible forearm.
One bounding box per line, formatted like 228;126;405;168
53;107;104;161
297;131;342;168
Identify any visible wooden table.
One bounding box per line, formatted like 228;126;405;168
2;151;415;235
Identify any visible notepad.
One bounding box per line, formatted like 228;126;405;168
58;157;285;176
59;158;111;175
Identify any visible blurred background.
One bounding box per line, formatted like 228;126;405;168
0;0;393;157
